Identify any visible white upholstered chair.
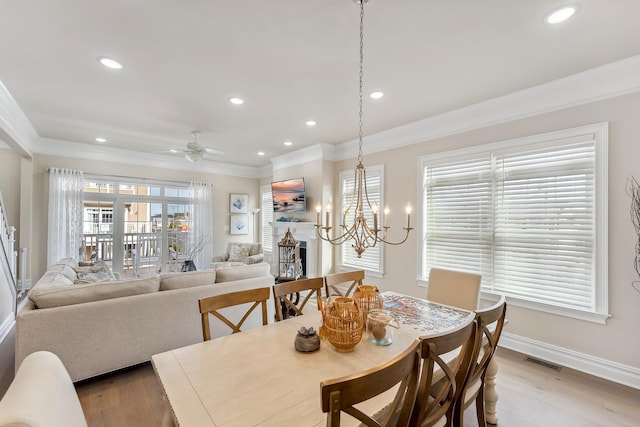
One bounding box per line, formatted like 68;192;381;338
426;268;481;311
0;351;87;427
210;242;264;269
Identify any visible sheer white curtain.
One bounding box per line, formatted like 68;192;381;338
189;181;213;270
47;168;84;266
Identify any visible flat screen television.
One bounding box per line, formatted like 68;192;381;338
272;177;306;213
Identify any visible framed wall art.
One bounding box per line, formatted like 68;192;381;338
230;214;249;235
230;193;248;213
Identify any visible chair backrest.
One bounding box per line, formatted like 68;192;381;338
454;295;507;426
272;277;325;321
198;287;270;340
321;340;421;427
0;351;88;427
426;268;481;310
410;317;479;427
324;270;364;297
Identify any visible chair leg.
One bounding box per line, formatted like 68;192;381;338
476;386;486;427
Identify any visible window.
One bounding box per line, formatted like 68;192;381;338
82;177;195;277
260;184;273;253
419;123;608;323
339;164;384;276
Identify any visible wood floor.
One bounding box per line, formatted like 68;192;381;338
75;347;640;427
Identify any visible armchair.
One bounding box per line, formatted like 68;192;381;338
210;242;264;269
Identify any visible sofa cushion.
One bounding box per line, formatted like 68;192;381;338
29;276;160;309
31;273;74;291
47;263;78;282
228;245;251;262
159;269;217;291
215;262;271;283
73;261;117;284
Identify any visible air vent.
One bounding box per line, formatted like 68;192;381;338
524;356;562;371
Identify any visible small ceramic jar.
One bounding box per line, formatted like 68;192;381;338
294;326;321;352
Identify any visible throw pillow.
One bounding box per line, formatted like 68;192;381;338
228;245;251;262
73;261;116;284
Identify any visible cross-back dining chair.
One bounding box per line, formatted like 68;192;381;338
410;316;479;427
272;277;325;321
454;295;507;427
324;270;364;297
198;287;270;340
426;268;481;311
321;340;421;427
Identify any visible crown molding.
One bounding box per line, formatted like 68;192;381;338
270;143;338;171
5;55;640;174
335;54;640;160
34;138;265;179
0;79;37;158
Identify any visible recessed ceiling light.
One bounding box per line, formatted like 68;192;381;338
305;120;317;127
258;151;265;156
229;97;245;105
369;91;384;99
98;57;123;70
284;140;293;146
545;6;576;24
95;137;106;143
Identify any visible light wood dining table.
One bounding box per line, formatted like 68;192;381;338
152;292;499;426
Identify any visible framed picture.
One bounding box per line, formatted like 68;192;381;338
230;214;249;235
230;193;248;213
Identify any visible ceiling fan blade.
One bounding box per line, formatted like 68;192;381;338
203;147;224;156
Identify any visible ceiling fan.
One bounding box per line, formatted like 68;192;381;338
167;130;224;162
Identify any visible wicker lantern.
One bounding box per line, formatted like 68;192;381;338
277;228;302;281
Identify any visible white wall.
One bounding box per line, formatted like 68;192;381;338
334;91;640;372
0;147;21;236
0;147;21;328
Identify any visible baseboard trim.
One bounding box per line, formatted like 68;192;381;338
500;332;640;390
0;314;15;344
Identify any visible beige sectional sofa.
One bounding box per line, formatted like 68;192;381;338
16;258;275;382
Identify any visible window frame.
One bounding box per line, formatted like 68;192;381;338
82;175;194;275
338;164;385;277
417;123;609;324
260;184;274;254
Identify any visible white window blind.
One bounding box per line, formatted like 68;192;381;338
420;123;608;321
339;165;384;274
422;157;493;282
260;184;273;252
493;141;595;310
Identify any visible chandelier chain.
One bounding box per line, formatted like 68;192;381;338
358;0;364;165
315;0;412;258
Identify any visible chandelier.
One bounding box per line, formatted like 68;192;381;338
315;0;412;258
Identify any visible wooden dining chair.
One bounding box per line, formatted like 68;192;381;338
321;340;421;427
426;268;481;310
198;287;270;340
324;270;364;297
410;317;479;427
454;295;507;427
272;277;325;321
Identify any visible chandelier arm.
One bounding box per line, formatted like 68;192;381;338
377;228;414;246
315;225;356;245
343;167;358;219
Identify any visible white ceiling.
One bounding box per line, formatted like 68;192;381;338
1;0;640;169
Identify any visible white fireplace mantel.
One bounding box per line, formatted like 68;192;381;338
269;222;326;278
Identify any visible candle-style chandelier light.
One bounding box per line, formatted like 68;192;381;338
315;0;413;258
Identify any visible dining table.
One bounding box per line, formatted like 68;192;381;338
151;291;500;426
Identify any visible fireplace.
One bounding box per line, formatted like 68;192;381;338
270;222;326;278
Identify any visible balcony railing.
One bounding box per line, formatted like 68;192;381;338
82;231;192;276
